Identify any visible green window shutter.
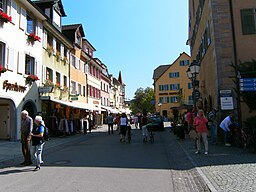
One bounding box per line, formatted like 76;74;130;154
241;9;256;35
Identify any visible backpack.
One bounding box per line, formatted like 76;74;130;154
43;125;49;141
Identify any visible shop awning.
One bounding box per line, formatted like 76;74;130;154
101;106;118;113
50;98;90;110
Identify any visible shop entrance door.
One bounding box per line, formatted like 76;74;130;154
0;104;10;139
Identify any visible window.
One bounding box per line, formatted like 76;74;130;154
180;60;190;66
78;84;81;95
63;76;67;87
170;97;178;103
170;84;180;90
169;72;180;78
25;55;35;75
71;81;76;94
188;82;193;89
0;42;6;67
0;0;7;12
56;72;60;84
241;9;256;35
26;14;35;34
71;55;75;67
46;68;53;81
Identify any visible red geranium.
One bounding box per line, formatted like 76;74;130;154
0;11;12;23
0;65;7;73
28;33;41;42
26;75;39;82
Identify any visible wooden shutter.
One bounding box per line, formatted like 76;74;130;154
20;7;26;30
17;51;24;74
7;47;15;71
42;65;46;82
10;0;17;25
52;38;56;54
36;21;43;41
60;44;64;59
43;29;47;48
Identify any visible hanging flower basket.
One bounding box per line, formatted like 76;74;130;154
0;11;12;23
56;51;61;61
43;79;54;87
46;44;54;57
55;82;61;89
27;33;41;44
26;75;39;85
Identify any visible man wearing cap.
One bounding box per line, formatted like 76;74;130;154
20;110;33;166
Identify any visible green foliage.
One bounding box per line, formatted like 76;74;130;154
130;87;155;114
244;116;256;130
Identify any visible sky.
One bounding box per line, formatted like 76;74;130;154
61;0;190;99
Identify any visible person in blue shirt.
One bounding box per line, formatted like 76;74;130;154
31;116;45;171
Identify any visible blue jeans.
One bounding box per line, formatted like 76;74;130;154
211;123;217;143
33;142;45;166
221;129;230;144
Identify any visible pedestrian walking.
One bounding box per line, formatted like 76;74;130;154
20;110;33;166
119;113;128;142
194;109;209;155
220;113;235;146
107;113;114;135
31;116;45;171
141;112;149;142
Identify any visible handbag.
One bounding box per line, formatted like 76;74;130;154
189;129;198;140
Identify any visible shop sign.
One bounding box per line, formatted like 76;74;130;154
71;97;78;101
40;96;50;100
38;86;54;93
2;80;26;92
220;90;234;110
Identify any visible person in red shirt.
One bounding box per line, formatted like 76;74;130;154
194;109;208;155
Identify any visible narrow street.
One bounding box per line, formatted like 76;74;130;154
0;127;209;192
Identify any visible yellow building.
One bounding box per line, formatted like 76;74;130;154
153;52;192;120
188;0;256;123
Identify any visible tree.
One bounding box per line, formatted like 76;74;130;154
130;87;155;114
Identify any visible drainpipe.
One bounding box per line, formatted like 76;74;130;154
229;0;242;125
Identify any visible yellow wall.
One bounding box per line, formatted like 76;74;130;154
154;52;192;118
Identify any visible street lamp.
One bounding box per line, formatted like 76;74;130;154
186;60;200;108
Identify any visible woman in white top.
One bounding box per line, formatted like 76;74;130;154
119;113;128;142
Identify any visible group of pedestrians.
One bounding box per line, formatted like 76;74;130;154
20;110;46;171
182;107;236;155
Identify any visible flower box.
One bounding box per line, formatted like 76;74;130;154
27;33;41;44
26;75;39;85
0;11;12;23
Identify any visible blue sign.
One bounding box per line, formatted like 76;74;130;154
240;78;256;92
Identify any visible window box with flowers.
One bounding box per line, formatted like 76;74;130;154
54;82;61;89
27;33;41;45
55;51;61;62
0;11;12;23
46;44;54;57
62;56;69;65
26;75;39;85
43;79;54;87
0;65;7;76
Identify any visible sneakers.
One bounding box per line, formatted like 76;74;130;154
33;166;40;171
195;151;200;154
225;143;231;147
204;151;208;155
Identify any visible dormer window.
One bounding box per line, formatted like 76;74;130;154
76;34;81;45
53;9;61;27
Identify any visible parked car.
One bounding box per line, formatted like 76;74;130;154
148;116;164;131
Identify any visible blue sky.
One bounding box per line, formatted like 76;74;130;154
62;0;190;99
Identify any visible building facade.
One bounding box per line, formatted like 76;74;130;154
153;52;192;119
188;0;256;122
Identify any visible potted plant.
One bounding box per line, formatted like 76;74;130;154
55;82;61;89
62;56;69;65
56;51;61;62
0;11;12;23
27;33;41;45
26;75;39;85
0;65;7;76
43;79;54;87
46;44;54;57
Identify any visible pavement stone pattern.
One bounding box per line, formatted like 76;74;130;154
173;129;256;192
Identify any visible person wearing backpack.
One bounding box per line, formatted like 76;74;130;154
31;116;45;171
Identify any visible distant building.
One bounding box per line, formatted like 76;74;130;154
153;52;192;119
